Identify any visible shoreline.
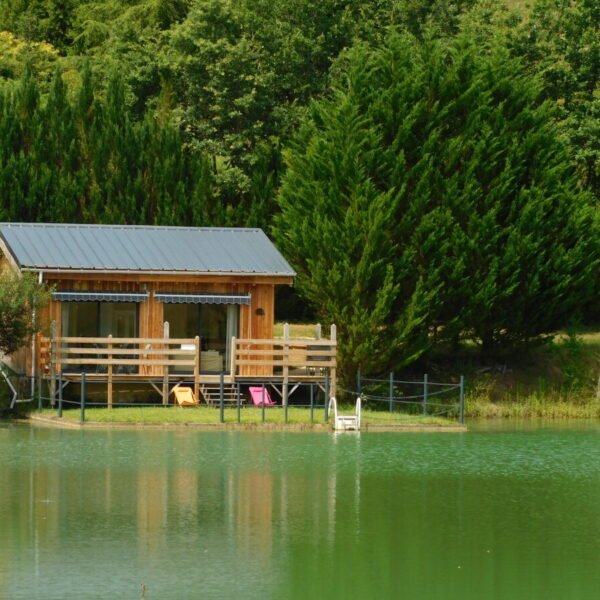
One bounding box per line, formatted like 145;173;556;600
23;414;467;432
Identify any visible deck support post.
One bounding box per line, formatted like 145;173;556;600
282;323;289;407
230;336;237;383
310;384;314;423
194;336;200;403
107;334;113;409
219;372;225;423
80;372;86;424
49;321;56;406
236;383;241;424
329;324;337;398
162;322;169;405
324;372;330;422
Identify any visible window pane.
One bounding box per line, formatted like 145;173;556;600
62;302;97;337
99;303;138;338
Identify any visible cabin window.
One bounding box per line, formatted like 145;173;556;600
62;302;139;338
164;303;239;373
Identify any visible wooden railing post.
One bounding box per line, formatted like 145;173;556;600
162;321;169;405
282;323;289;407
107;334;113;409
194;335;200;402
330;324;337;398
230;336;237;381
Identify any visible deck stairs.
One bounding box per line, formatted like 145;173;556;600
200;383;242;406
329;396;362;431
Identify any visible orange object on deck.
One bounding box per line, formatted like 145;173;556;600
174;387;199;406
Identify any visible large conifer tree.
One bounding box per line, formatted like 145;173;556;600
276;31;599;382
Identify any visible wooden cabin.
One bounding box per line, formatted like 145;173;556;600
0;223;336;405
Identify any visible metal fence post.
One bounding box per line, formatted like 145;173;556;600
219;372;225;423
310;383;314;424
459;375;465;424
261;383;266;423
80;372;86;424
324;372;330;422
423;373;428;416
389;371;394;413
237;383;241;424
37;369;42;412
58;371;63;418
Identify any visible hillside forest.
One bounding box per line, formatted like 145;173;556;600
0;0;598;384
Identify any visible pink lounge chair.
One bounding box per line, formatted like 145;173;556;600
249;386;276;406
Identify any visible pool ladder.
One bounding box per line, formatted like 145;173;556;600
329;396;362;431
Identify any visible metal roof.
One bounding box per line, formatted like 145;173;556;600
0;223;295;276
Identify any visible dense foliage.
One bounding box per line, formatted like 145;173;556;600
276;31;599;383
0;0;598;375
0;270;50;355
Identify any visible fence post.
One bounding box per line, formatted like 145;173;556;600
219;371;225;423
237;382;241;424
161;323;169;406
49;320;56;406
282;323;290;408
310;383;314;424
58;370;63;418
284;381;289;424
37;362;43;412
80;372;86;424
389;371;394;413
459;375;465;424
261;383;266;423
324;372;330;422
423;373;429;416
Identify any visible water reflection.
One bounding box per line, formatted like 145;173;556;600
0;424;599;599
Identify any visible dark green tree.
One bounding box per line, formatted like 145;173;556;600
276;31;599;384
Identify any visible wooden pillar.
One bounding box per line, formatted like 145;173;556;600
107;334;113;409
282;323;289;407
162;321;169;405
194;335;200;402
330;324;337;398
315;323;321;340
230;336;237;382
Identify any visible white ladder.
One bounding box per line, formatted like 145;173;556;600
329;396;361;431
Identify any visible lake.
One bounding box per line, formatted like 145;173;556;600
1;421;599;599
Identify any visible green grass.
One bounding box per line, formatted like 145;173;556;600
36;406;455;427
273;322;320;339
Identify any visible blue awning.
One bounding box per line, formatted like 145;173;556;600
155;293;251;305
52;291;149;302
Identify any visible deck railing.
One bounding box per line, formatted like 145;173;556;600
231;324;337;401
39;324;338;406
42;335;200;407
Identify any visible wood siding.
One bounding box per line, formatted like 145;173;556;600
38;274;279;377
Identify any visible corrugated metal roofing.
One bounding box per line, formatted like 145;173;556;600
0;223;295;276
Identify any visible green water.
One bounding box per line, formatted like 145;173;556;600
1;422;599;599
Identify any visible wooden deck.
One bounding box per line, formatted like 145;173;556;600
40;326;336;407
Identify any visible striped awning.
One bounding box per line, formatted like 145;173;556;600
52;291;149;302
155;293;251;305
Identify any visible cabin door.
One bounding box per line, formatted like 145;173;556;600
163;303;238;373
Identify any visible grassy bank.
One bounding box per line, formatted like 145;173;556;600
36;406;453;427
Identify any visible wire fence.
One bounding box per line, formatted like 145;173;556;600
2;367;465;426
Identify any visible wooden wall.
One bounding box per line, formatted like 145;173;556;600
36;274;283;376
